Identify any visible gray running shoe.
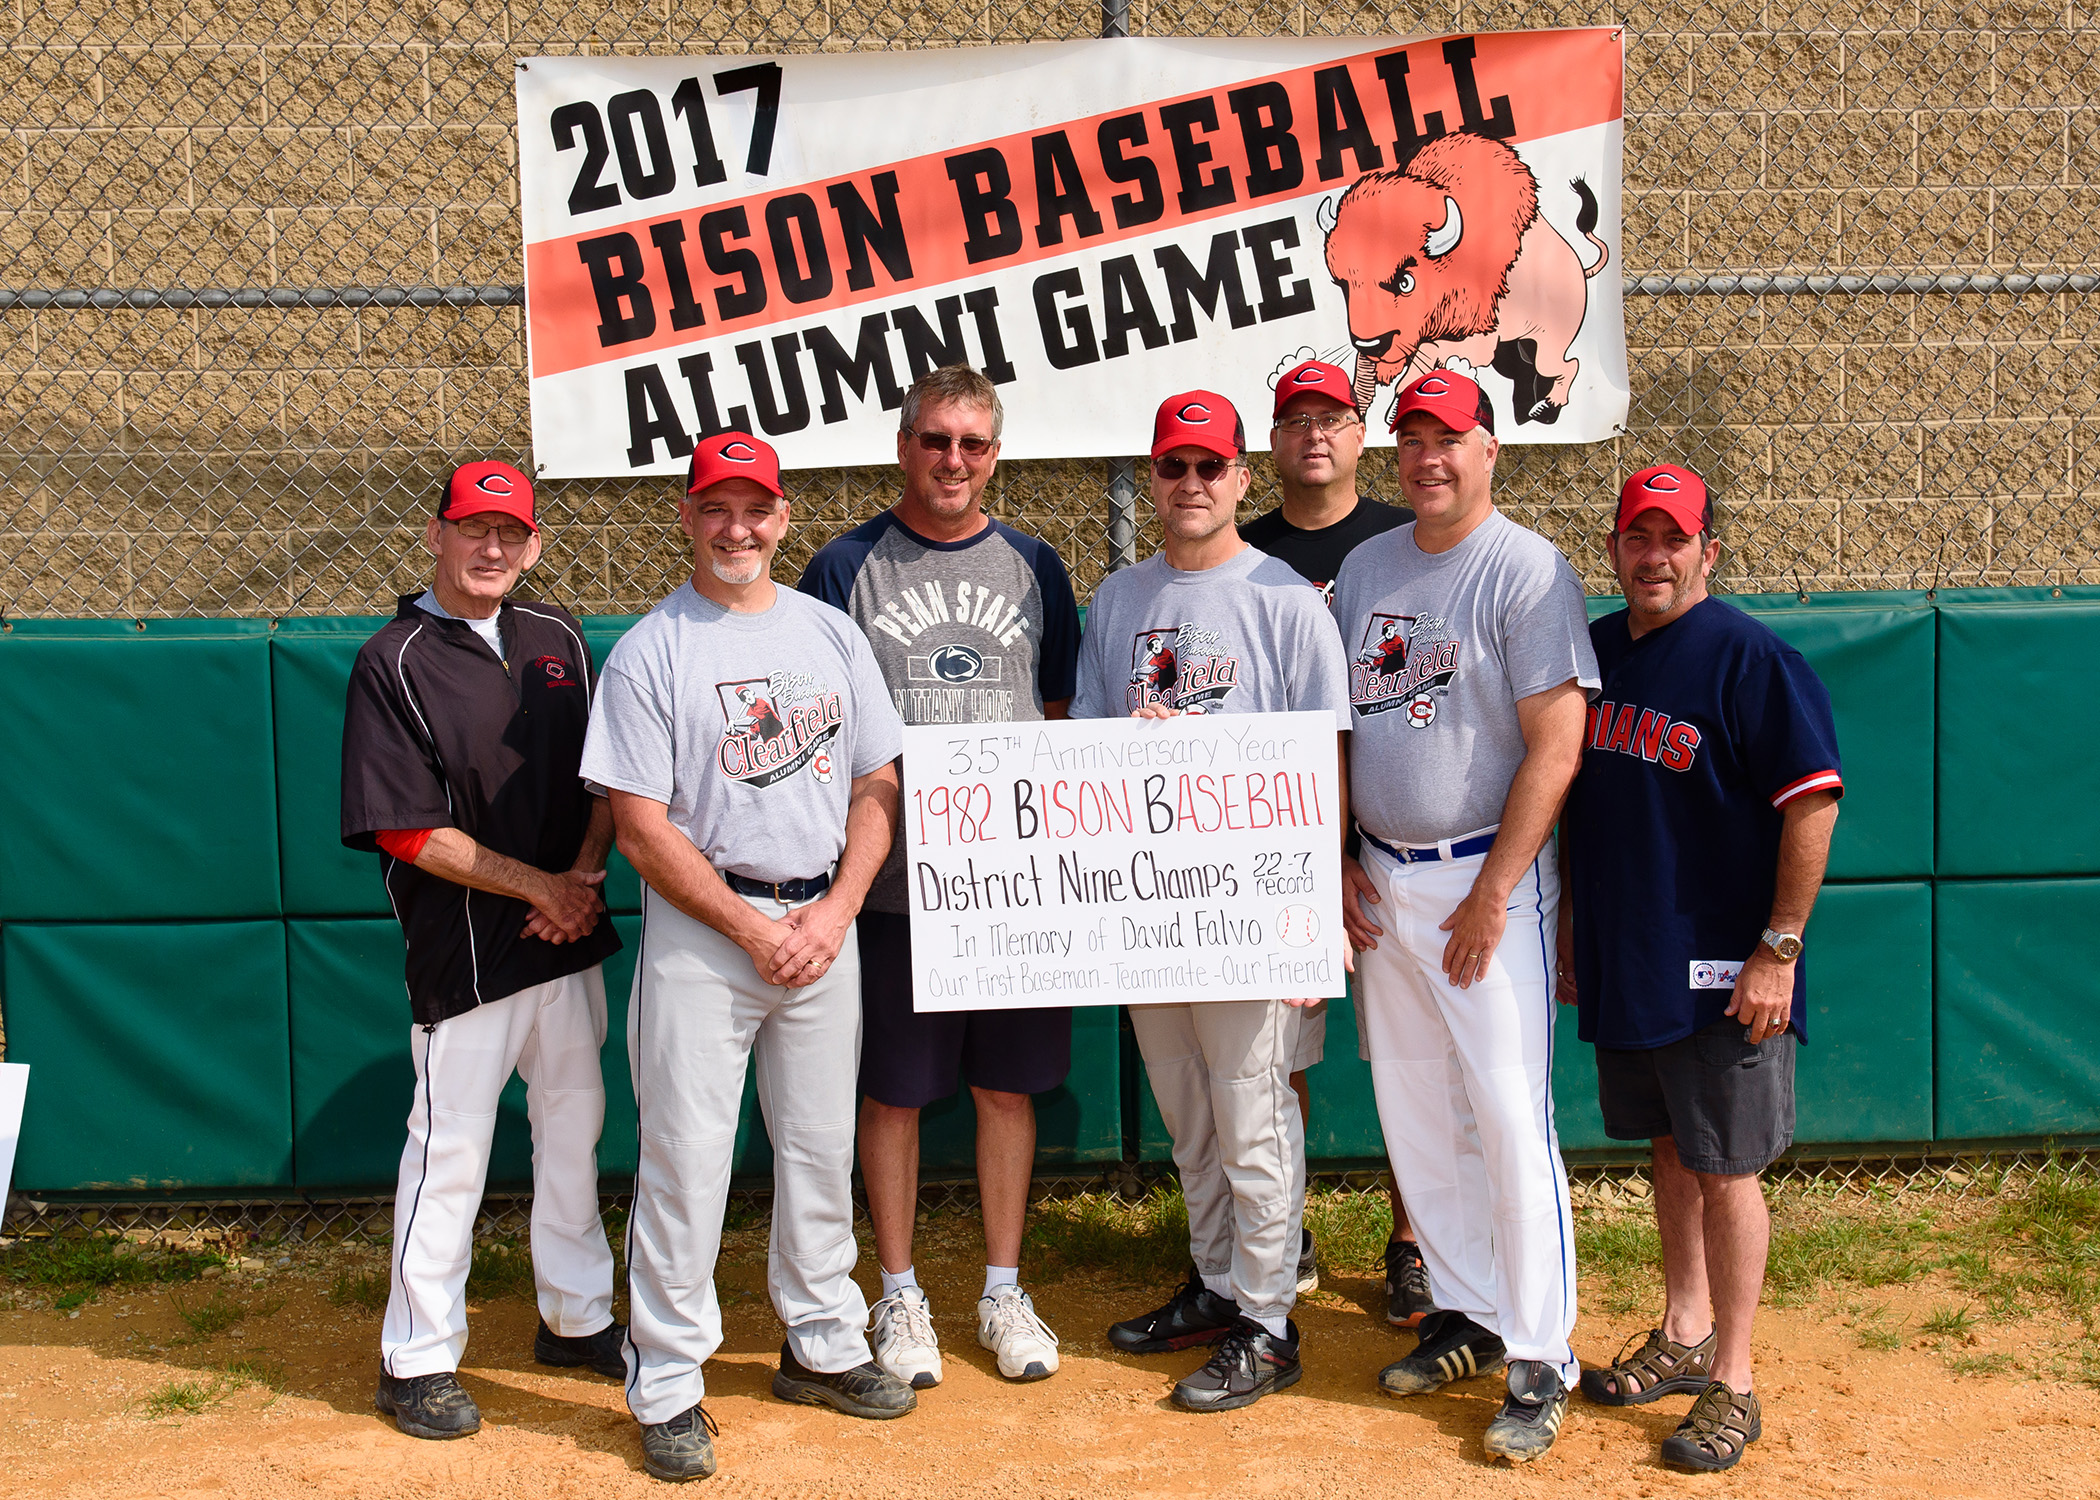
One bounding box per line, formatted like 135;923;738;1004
639;1403;719;1482
772;1340;917;1419
373;1370;481;1439
1484;1359;1571;1464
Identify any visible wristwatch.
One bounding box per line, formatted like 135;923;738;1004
1760;927;1804;961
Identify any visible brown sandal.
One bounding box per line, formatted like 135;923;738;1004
1577;1326;1717;1406
1660;1381;1762;1472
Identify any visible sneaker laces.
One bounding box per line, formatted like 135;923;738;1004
985;1287;1059;1348
870;1289;937;1349
1391;1243;1432;1299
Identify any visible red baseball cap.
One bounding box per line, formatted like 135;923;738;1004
1151;390;1246;460
1272;359;1358;418
438;460;536;531
687;431;784;498
1616;464;1711;535
1387;369;1496;436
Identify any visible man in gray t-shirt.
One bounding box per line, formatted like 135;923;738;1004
1330;371;1599;1463
1082;389;1350;1416
797;365;1079;1390
580;431;912;1480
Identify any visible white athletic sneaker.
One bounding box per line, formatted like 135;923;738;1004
977;1285;1060;1381
868;1286;943;1390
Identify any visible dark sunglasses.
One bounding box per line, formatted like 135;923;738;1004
905;427;995;457
1151;455;1239;482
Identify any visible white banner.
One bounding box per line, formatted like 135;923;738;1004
902;714;1347;1012
516;32;1627;476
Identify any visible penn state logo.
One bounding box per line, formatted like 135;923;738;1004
928;643;983;683
720;440;760;463
1176;401;1212;424
474;470;514;497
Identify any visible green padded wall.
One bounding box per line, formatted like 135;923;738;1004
914;1005;1125;1171
1937;602;2100;877
1796;882;1933;1144
580;616;644;914
0;620;281;920
273;619;393;917
3;921;291;1191
1937;880;2100;1139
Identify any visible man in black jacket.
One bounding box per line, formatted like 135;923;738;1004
341;460;624;1441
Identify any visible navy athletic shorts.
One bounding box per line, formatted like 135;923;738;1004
855;912;1074;1109
1594;1015;1796;1176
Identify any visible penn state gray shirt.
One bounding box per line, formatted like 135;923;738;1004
1332;510;1599;847
1071;546;1350;726
799;511;1080;913
581;582;903;886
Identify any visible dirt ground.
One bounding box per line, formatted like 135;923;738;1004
3;1214;2097;1500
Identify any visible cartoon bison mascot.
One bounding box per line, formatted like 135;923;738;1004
1320;131;1609;427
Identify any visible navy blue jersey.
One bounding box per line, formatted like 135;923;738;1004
1566;598;1843;1050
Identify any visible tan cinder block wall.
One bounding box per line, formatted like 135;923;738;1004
0;1;2092;615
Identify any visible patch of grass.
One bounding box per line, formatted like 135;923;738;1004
1765;1209;1928;1303
328;1268;388;1313
138;1374;241;1419
1301;1188;1395;1276
220;1358;286;1402
1022;1186;1191;1286
1844;1301;1904;1352
0;1234;218;1294
466;1237;535;1300
54;1288;93;1312
1920;1304;1976;1339
1947;1351;2014;1377
170;1290;250;1341
1574;1213;1662;1279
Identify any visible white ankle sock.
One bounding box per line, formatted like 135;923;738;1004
880;1266;920;1298
1199;1271;1232;1299
1253;1314;1290;1338
982;1265;1019;1300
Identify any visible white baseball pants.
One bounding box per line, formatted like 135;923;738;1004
382;965;616;1378
623;884;870;1426
1133;997;1303;1324
1355;843;1578;1380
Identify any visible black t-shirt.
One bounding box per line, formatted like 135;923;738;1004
341;595;622;1025
1239;496;1416;602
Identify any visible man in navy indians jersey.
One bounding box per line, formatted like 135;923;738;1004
1560;464;1841;1474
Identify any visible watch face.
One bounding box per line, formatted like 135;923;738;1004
1774;934;1803;960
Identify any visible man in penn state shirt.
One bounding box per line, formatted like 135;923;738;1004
1560;464;1841;1474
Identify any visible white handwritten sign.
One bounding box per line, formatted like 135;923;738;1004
903;713;1346;1012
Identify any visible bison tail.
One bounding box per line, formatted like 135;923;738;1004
1571;177;1610;277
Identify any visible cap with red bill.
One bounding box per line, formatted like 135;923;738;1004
1616;464;1712;535
437;460;536;531
1152;390;1246;459
687;431;784;498
1387;369;1496;436
1272;359;1358;417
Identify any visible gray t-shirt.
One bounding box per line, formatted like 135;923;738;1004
1071;547;1351;725
580;582;904;884
1333;510;1599;846
798;511;1081;913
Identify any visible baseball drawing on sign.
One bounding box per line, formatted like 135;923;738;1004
1350;612;1461;726
1317;131;1611;431
714;670;845;787
1126;624;1242;715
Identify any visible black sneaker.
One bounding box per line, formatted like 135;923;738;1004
1171;1317;1303;1413
1377;1310;1506;1396
1294;1228;1319;1295
639;1403;719;1482
373;1370;481;1439
771;1340;916;1419
535;1317;629;1379
1483;1359;1570;1464
1107;1266;1241;1354
1384;1238;1437;1328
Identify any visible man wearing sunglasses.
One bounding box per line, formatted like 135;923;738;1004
1075;390;1350;1413
1240;358;1433;1330
798;365;1080;1391
341;460;625;1442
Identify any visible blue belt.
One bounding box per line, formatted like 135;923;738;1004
1359;827;1497;865
723;870;832;903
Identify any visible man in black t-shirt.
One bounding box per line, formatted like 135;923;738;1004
1239;359;1431;1330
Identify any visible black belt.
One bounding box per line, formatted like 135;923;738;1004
1359;827;1498;865
723;870;832;903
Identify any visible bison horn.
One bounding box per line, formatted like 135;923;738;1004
1425;195;1462;257
1316;194;1339;235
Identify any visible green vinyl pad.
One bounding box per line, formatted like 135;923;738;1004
272;619;394;917
3;921;291;1191
1936;880;2100;1140
0;621;281;920
1795;882;1933;1145
912;1005;1124;1171
582;617;644;914
1937;603;2100;877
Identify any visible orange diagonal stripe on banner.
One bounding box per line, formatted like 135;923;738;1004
524;30;1623;380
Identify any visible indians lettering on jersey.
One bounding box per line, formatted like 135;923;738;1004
866;578;1026;724
715;670;845;788
1351;612;1461;726
1126;623;1242;713
1586;699;1702;771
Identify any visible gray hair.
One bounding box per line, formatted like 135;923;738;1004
899;364;1004;439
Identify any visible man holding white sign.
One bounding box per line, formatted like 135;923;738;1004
1073;389;1349;1413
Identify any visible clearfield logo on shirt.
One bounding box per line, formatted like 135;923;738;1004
1126;623;1241;714
715;670;845;788
1351;612;1460;725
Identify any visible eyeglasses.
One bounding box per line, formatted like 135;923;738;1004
447;518;533;545
1274;411;1360;437
905;427;996;457
1151;455;1241;483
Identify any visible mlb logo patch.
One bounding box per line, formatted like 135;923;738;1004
1689;959;1743;990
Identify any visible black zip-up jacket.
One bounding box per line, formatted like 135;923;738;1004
341;594;621;1024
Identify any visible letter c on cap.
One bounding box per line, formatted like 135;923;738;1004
473;471;513;496
1417;376;1451;396
1291;368;1323;386
1176;402;1211;424
1642;471;1683;493
721;440;759;464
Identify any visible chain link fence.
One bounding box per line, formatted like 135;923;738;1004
0;1;2092;618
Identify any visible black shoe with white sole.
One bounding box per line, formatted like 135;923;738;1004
1483;1359;1571;1463
639;1403;719;1483
1383;1238;1437;1328
535;1317;629;1379
1377;1310;1506;1396
1171;1317;1302;1413
374;1370;482;1439
1294;1229;1319;1296
1107;1266;1241;1354
771;1341;917;1419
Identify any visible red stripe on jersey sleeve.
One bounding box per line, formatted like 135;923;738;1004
1771;771;1844;808
376;827;436;862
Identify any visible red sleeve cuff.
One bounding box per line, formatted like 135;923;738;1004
1771;771;1844;808
375;828;436;861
